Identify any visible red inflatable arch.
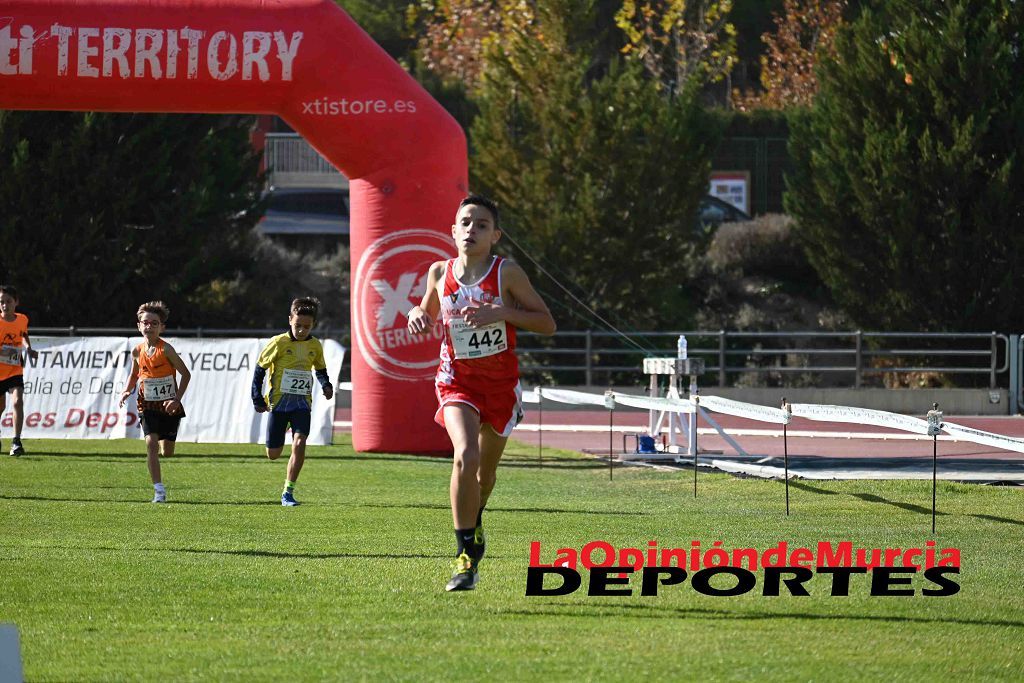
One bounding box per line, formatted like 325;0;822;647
0;0;466;453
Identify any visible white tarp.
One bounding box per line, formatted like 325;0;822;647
1;336;344;445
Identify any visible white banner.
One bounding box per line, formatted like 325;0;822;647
699;395;790;424
790;403;931;435
3;337;345;444
940;421;1024;455
612;391;696;414
540;388;610;407
3;337;131;439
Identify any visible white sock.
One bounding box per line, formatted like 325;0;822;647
154;483;166;493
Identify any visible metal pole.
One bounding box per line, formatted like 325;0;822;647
718;330;726;387
926;403;942;535
608;406;614;481
991;331;997;390
855;331;863;389
585;330;593;387
693;442;698;498
783;397;790;516
1009;335;1020;415
538;387;543;467
690;388;700;498
932;431;937;534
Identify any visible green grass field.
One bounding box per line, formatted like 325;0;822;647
1;438;1022;682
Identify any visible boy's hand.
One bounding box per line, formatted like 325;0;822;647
407;306;435;335
26;349;38;362
461;299;504;327
254;400;269;413
118;390;132;408
164;398;183;416
323;384;334;400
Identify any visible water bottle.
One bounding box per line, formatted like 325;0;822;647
676;334;688;360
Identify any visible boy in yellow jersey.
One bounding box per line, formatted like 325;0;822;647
119;301;191;503
252;297;333;506
0;285;39;456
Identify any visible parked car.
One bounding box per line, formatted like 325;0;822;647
696;195;752;232
258;187;350;237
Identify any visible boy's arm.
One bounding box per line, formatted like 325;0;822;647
252;340;276;412
22;331;38;361
313;343;333;400
119;353;141;408
163;344;191;410
407;261;444;335
252;366;269;412
463;262;556;335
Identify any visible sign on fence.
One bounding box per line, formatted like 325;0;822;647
1;337;345;445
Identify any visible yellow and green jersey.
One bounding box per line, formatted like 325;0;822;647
256;332;327;412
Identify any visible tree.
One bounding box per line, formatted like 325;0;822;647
412;0;535;91
334;1;418;64
728;0;785;93
787;0;1024;331
471;0;724;329
0;112;265;328
614;0;738;93
734;0;846;111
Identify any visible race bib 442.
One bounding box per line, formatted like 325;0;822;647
449;319;508;360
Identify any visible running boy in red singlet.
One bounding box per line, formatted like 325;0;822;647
0;285;39;456
408;195;556;591
119;301;191;503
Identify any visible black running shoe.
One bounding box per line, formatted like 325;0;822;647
445;552;479;592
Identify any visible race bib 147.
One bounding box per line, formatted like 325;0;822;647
142;376;176;401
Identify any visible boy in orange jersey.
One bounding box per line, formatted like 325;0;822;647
0;285;39;456
119;301;191;503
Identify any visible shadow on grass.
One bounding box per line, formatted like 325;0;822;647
17;452;367;462
850;493;946;517
13;451;605;470
0;494;282;506
342;454;450;465
786;481;1024;526
787;481;839;495
971;513;1024;527
19;543;457;561
500;460;611;471
150;546;457;560
362;502;647;516
500;602;1024;629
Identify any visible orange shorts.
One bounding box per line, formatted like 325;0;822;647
435;381;524;437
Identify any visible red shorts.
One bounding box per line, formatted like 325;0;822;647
435;381;524;437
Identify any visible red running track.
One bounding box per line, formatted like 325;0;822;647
335;408;1024;461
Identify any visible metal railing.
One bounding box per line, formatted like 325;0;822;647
264;133;347;189
32;327;1009;389
33;327;348;340
515;330;1009;389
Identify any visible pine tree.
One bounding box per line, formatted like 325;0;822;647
787;0;1024;331
470;0;724;329
0;112;264;327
